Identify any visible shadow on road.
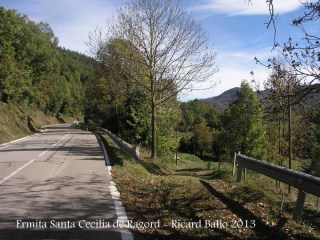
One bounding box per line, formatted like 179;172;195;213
0;174;121;239
0;125;125;239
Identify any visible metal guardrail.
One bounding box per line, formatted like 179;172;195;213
236;154;320;219
72;122;139;163
97;127;139;163
73;121;91;131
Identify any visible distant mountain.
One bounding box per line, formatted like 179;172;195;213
201;87;240;112
201;87;320;112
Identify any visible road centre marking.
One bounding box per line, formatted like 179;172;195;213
38;133;69;157
0;159;35;185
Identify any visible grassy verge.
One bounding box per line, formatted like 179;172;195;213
101;134;320;240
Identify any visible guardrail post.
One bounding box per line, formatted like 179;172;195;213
237;164;243;183
243;167;247;180
293;190;306;219
135;145;140;159
233;152;237;176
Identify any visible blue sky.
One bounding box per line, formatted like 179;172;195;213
1;0;317;100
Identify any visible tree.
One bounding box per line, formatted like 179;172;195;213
193;123;213;157
220;82;268;159
37;22;59;46
253;1;320;98
179;99;219;131
86;38;149;135
261;62;302;169
86;38;181;156
310;111;320;177
92;0;218;159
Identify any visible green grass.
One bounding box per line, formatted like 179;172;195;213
101;134;320;240
178;153;203;162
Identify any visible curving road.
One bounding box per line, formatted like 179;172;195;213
0;124;131;240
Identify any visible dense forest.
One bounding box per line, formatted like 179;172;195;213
0;7;97;117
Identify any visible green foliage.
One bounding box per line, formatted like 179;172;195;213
178;83;268;161
179;99;219;131
156;104;180;156
193;123;213;156
0;7;97;117
219;81;268;160
85;38;180;157
311;142;320;177
309;111;320;176
178;100;219;157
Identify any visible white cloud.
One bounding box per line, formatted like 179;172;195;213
40;0;117;54
193;0;307;16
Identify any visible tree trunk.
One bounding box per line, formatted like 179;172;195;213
288;90;292;194
151;101;157;160
288;104;292;170
176;125;178;166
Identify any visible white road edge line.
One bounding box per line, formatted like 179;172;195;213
0;133;40;149
96;134;133;240
0;125;70;149
0;159;35;185
38;133;69;157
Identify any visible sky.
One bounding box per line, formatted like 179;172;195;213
0;0;317;101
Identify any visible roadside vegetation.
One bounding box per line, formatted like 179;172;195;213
82;0;320;182
102;133;320;240
0;7;97;143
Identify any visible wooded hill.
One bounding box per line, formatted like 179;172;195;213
201;87;320;112
0;7;97;117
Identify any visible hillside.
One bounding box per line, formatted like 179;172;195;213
0;104;59;144
0;7;98;144
201;87;240;111
201;87;320;112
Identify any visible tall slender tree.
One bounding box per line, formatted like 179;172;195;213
220;82;268;160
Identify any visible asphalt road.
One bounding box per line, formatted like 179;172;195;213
0;124;130;240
